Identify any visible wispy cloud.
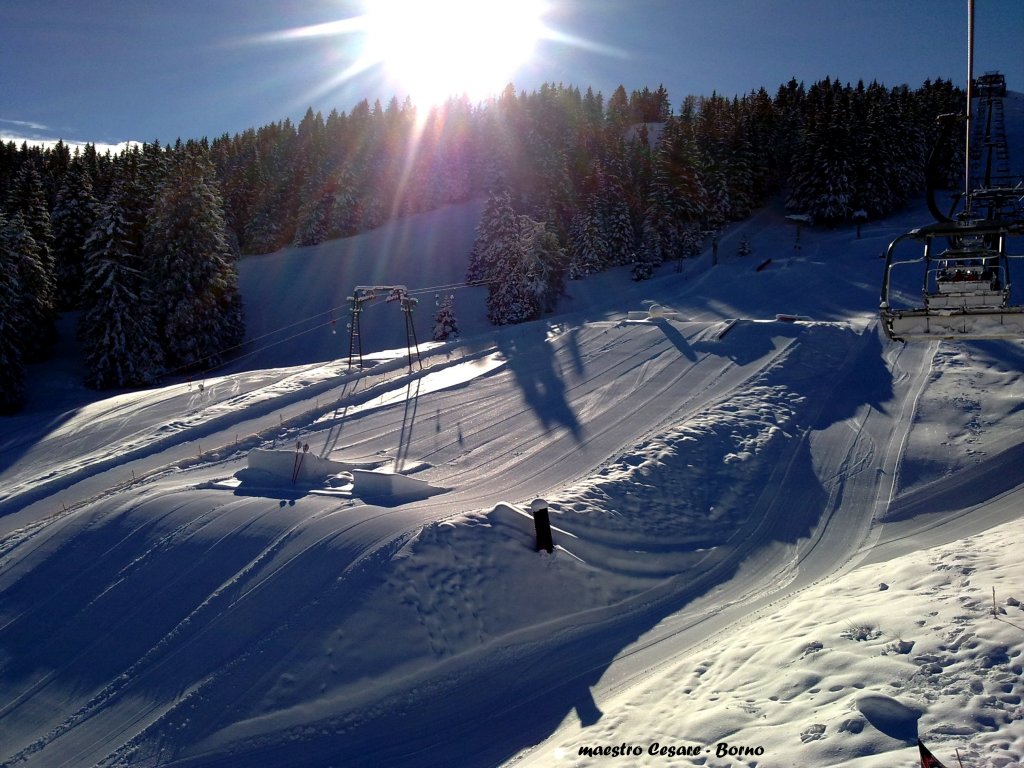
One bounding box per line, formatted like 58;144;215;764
0;117;53;132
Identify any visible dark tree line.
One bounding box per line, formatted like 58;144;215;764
1;140;243;411
0;76;962;408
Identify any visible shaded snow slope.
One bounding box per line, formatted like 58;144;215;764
1;196;1022;768
234;200;488;371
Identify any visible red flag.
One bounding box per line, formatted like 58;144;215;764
918;740;948;768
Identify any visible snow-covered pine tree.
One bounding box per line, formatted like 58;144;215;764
737;235;752;256
432;127;472;205
80;179;164;388
4;210;55;362
137;140;170;210
144;144;244;370
634;169;676;280
468;189;565;325
242;121;294;253
787;96;855;226
432;293;459;341
293;167;332;247
328;165;360;238
597;153;637;266
466;189;519;284
521;216;566;314
566;204;608;279
8;162;55;268
485;245;535;325
886;84;927;207
0;211;27;412
529;136;575;241
855;93;900;217
701;163;731;228
811;121;855;225
631;238;660;281
51;163;100;309
482;206;535;326
725;132;756;220
6;163;57;358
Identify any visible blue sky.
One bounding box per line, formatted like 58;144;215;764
1;0;1022;148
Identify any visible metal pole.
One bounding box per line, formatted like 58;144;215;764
347;298;357;370
965;0;975;207
402;296;422;372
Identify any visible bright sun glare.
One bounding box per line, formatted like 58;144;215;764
362;0;547;106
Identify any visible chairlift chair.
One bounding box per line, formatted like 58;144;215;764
879;218;1024;341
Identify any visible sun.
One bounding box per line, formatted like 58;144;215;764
362;0;548;106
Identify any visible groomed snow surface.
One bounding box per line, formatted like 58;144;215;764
1;194;1022;768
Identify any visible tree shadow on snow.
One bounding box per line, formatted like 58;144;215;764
692;318;803;365
650;317;697;361
497;331;582;442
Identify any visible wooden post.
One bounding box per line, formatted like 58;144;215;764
531;498;553;553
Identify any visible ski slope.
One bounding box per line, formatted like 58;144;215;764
1;195;1022;768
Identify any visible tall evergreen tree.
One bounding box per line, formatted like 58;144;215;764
466;189;520;284
292;163;333;247
6;163;57;357
566;204;608;279
144;145;244;370
635;181;675;280
0;212;27;411
597;151;637;266
51;163;100;308
521;216;566;315
80;179;164;388
467;189;563;325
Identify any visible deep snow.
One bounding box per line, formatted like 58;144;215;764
2;128;1024;766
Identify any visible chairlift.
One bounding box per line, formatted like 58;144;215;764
879;1;1024;342
880;217;1024;341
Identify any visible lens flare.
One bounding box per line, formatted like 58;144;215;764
362;0;548;105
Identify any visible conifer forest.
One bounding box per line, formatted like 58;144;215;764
0;77;964;411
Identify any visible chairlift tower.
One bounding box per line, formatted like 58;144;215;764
969;71;1017;219
346;285;423;372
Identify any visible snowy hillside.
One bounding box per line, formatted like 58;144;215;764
1;185;1023;768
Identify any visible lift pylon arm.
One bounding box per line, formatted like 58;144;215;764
347;285;422;371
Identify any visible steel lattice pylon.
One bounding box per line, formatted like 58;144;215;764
346;286;422;372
